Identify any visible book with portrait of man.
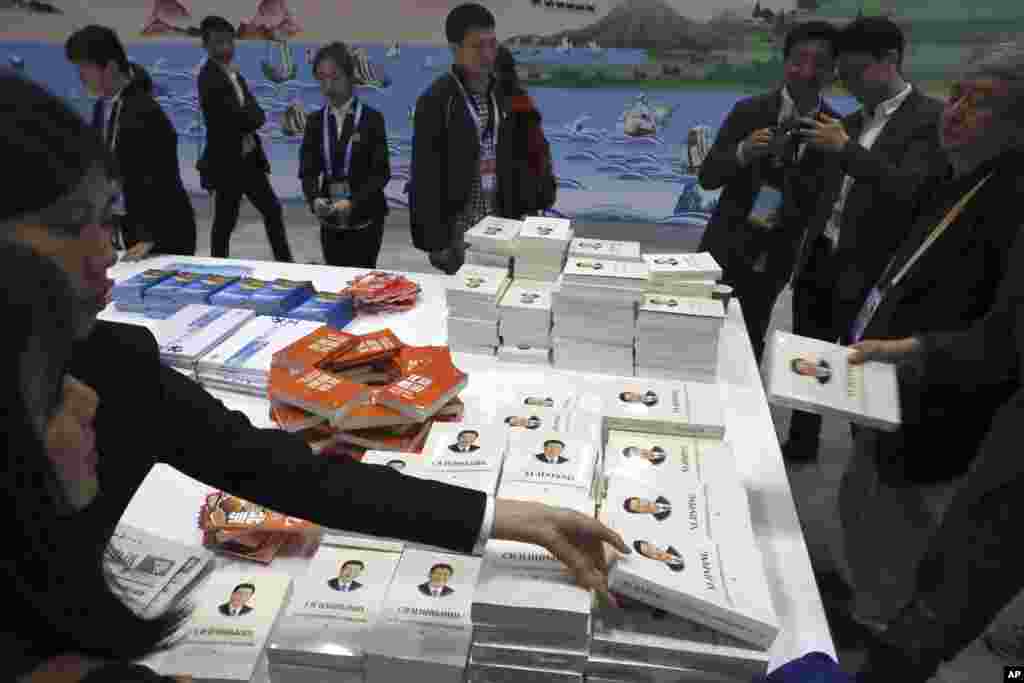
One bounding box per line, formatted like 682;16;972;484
596;379;726;439
422;422;506;472
501;431;598;492
378;548;480;627
604;431;736;487
642;252;722;281
568;238;643;263
765;331;901;431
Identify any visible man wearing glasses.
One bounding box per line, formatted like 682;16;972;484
300;42;390;268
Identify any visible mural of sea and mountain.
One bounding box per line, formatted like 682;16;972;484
2;0;1022;225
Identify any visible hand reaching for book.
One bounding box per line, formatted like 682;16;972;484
493;498;629;604
848;337;922;365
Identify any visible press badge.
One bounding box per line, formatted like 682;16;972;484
850;286;883;344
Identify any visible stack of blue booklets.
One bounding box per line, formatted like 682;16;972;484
283;291;355;329
111;269;178;310
210;278;315;315
177;274;240;304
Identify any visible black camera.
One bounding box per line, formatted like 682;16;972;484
769;119;803;166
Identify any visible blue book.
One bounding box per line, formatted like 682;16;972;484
248;279;315;315
145;272;204;303
284;291;355;329
208;277;271;309
111;269;177;304
178;274;240;304
163;263;254;278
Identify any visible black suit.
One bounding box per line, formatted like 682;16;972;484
197;59;292;261
418;582;454;597
219;603;252;616
653;496;672;522
698;89;838;361
535;453;569;465
786;90;944;447
449;444;479;453
299;100;391;268
327;578;364;592
92;73;197;256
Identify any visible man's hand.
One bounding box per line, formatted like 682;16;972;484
848;337;921;365
739;127;776;164
798;113;850;153
333;199;353;214
493;498;630;604
122;241;154;262
313;198;335;218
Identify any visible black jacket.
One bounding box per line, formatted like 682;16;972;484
106;74;197;255
793;88;944;311
697;89;838;282
494;91;556;219
862;149;1024;484
65;321;488;572
298;100;391;228
197;59;269;189
410;68;504;252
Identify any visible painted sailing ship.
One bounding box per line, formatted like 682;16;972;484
386;41;401;58
351;47;391;89
281;100;307;136
140;0;195;36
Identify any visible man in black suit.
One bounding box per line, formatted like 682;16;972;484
411;3;502;274
327;560;365;592
622;446;667;465
218;583;255;617
634;541;684;572
624;496;672;521
65;25;197;259
300;42;391;268
197;16;292;262
782;18;944;463
535;439;568;465
418;563;455;597
449;429;480;453
698;22;841;363
790;357;832;384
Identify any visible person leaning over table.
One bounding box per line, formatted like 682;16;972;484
822;42;1024;650
299;41;390;269
846;221;1024;682
0;71;630;682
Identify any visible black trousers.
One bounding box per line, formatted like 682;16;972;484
211;160;292;262
320;219;385;268
788;236;846;444
724;263;787;364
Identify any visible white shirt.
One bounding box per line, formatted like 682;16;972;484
473;496;495;556
217;60;257;156
337;581;354;592
329;97;354;141
823;84;914;248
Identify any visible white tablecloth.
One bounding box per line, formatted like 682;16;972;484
103;255;835;671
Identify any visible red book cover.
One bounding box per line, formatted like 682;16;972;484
373;346;469;420
333;419;433;453
320;328;403;371
199;492;318;536
271;326;359;373
267;365;369;422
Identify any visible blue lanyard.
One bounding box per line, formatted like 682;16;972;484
323;99;363;180
450;69;499;149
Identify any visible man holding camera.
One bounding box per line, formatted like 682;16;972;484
698;22;841;363
781;18;944;464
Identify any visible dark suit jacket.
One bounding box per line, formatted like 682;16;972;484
418;582;454;597
219;603;252;616
862;149;1024;484
698;89;838;281
449;444;479;453
792;88;945;312
535;453;569;464
410;67;505;252
653;495;671;521
298;100;391;229
101;75;197;255
494;91;556;218
328;578;364;592
197;59;269;189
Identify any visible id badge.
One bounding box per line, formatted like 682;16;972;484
479;157;496;192
850;286;884;344
328;181;351;200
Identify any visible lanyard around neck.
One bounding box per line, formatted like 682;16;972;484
450;69;499;148
323;99;363;180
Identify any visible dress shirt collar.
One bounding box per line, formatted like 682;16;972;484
868;83;913;122
329;96;355;122
779;85;823;121
452;63;493;97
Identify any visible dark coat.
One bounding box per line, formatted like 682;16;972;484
197;59;269;190
494;92;556;218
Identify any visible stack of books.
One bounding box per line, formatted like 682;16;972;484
567;238;642;263
151;568;294;682
515;217;574;282
365;548;482;683
195;316;324;396
361;447;501;496
209;277;315;315
464;216;522;270
635;295;725;383
551;258;649;377
153;304;256;374
111;268;178;313
268;540;403;683
602;430;737;488
445;265;511;356
497;279;557;351
145;272;237;315
281;291;356;329
642;252;722;299
593;378;726;440
198;491;319;564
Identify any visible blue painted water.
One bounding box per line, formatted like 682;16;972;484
2;40;858;223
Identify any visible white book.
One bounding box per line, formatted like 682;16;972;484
642;252;722;281
472;623;589;652
585;656;738;683
269;545;401;670
603;431;735;486
157;569;292;682
638;295;725;320
155;305;257;368
605;473;709;541
471;563;591;636
520;216;573;243
465;216;523;249
497;345;551;363
765;331;901;431
498;279;557;312
447;265;512;302
596;379;726;439
501;430;598;491
644;278;718;298
468;661;582;683
470;641;587;671
267;660;363;683
196;316;323;377
568;238;642;262
422;423;506;472
562;258;650;288
360;450;500;495
105;523;215;618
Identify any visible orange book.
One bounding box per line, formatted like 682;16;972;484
334;419;433;453
331;402;418;431
271;326;359;373
433;396;465;423
270;401;328;433
373;346;469;421
320;328;404;372
200;492;319;536
267;365;369;422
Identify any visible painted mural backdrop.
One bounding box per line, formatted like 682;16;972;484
2;0;1021;227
